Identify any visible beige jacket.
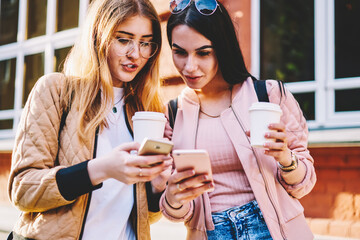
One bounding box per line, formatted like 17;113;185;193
8;73;161;240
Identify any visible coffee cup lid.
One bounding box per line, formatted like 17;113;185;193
249;102;282;114
132;111;166;122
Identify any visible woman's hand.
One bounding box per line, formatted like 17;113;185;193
263;123;292;166
88;142;172;186
165;169;214;209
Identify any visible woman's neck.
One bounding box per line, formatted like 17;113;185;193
195;83;233;119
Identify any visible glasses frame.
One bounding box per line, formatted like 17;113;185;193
169;0;219;16
111;38;158;59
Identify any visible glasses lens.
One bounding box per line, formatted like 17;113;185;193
112;38;133;56
195;0;217;15
170;0;191;14
140;42;158;59
112;38;158;59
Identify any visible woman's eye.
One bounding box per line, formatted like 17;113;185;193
197;51;211;57
141;42;151;47
117;38;131;45
173;49;187;56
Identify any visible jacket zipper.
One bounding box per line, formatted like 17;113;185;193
230;105;287;240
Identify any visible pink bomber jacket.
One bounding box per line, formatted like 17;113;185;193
161;77;316;240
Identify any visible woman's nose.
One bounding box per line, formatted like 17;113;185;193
184;56;198;73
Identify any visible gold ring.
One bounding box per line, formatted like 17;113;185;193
139;168;143;177
176;183;181;191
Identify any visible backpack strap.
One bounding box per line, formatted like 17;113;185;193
59;108;69;137
168;98;178;129
251;76;269;102
57;92;73;162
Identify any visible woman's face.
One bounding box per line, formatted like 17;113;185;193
108;15;154;87
171;25;222;90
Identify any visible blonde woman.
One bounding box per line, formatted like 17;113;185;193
8;0;171;239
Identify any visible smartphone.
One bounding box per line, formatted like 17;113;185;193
138;138;174;156
172;149;212;178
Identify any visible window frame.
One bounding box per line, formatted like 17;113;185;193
0;0;90;139
252;0;360;131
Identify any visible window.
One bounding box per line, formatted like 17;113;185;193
26;0;47;39
254;0;360;129
0;58;16;110
0;0;19;45
56;0;79;32
335;0;360;79
23;53;44;106
54;46;72;72
260;0;314;82
0;0;88;136
0;119;13;130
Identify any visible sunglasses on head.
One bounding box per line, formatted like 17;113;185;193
170;0;219;16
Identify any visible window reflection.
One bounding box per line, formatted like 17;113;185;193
54;46;72;72
23;53;44;106
335;0;360;78
26;0;47;39
293;92;315;120
0;58;16;110
56;0;79;32
0;0;19;45
260;0;314;82
335;89;360;112
0;119;13;130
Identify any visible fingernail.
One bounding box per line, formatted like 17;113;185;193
162;156;172;160
202;175;209;181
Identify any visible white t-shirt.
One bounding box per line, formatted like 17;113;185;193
82;87;136;240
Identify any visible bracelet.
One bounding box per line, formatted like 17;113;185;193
165;195;183;210
278;151;298;172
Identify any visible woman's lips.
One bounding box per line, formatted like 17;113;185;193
122;63;138;72
185;75;201;82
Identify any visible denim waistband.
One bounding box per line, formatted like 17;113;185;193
211;200;261;224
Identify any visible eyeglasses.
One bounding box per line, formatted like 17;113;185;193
170;0;218;16
111;38;158;59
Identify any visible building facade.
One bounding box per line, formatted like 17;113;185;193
0;0;359;238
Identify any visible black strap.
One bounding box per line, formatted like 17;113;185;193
123;105;134;138
58;92;74;139
252;76;269;102
168;98;178;129
58;108;69;138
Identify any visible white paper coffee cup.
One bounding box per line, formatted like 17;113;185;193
132;111;167;144
249;102;282;148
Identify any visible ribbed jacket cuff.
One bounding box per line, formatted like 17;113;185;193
160;192;193;221
56;160;102;201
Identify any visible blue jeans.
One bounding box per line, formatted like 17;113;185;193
206;200;272;240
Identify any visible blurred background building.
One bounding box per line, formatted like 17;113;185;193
0;0;359;239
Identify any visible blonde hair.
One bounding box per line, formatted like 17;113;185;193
63;0;163;140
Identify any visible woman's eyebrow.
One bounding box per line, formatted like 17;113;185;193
172;43;213;50
116;31;153;38
172;43;184;50
195;45;213;51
